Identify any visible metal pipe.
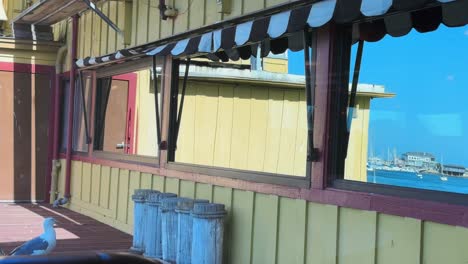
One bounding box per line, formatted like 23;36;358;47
49;45;68;204
64;15;79;199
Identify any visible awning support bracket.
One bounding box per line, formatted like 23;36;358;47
174;58;191;149
153;56;162;148
82;0;124;37
304;30;319;162
345;40;364;156
78;70;92;144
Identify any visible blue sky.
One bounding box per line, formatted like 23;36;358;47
288;25;468;166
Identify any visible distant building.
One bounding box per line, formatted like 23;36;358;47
402;152;438;170
442;165;466;176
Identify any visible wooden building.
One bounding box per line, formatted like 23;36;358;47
2;0;468;263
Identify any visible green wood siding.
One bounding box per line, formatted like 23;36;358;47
61;160;468;264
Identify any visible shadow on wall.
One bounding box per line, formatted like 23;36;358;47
0;61;53;202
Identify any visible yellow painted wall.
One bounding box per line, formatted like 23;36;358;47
0;39;60;65
175;80;308;177
2;0;39;36
58;159;468;264
134;69;159;157
263;57;288;73
345;96;371;182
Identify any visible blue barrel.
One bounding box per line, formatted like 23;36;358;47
176;199;209;264
130;189;152;254
147;193;177;259
161;197;186;263
141;190;160;255
191;203;227;264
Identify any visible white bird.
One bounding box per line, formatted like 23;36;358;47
10;217;57;256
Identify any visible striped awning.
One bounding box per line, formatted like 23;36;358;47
76;0;468;68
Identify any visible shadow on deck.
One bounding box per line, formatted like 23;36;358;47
0;203;132;255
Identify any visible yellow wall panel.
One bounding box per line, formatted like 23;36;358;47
277;198;307;264
127;171;141;225
109;167;120;212
175;85;196;164
116;169;130;224
100;2;110;55
136;0;149;46
205;0;222;26
229;190;254;264
263;89;284;174
195;183;213;202
179;180;195;198
212;186;233;264
229;86;251;170
107;1;118;53
81;162;92;203
194;84;219;166
277;90;300;175
91;164;101;206
294;91;308;176
306;203;338;264
141;173;153;190
422;222;468;264
165;177;180;194
70;161;83;200
173;0;189;35
251;194;278;264
188;0;205;30
246;88;269;172
338;208;377;264
212;86;234;168
148;0;160;41
99;166;111;209
376;214;421;264
152;175;165;192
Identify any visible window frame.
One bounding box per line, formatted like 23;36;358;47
89;57;162;167
165;34;316;188
327;20;468;205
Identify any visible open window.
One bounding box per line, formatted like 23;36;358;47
92;58;163;165
167;31;316;187
331;4;468;204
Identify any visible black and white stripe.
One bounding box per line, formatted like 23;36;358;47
76;0;467;68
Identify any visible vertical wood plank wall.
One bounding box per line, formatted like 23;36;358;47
60;159;468;264
176;81;307;177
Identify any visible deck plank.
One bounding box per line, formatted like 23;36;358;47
0;203;132;255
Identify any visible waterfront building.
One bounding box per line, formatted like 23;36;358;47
402;152;438;170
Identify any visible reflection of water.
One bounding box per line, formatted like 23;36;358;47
367;169;468;194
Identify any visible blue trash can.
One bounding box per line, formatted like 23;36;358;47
130;189;152;254
191;203;227;264
175;199;209;264
161;197;186;263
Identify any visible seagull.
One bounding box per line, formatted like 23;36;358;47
9;217;57;256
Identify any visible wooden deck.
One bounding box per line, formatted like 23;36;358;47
0;203;132;255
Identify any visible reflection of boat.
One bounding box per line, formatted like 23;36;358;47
440;176;448;181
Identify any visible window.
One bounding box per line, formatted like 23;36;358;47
59;73;92;153
338;18;468;195
168;33;315;186
93;60;163;162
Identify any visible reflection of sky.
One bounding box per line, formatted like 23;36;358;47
288;25;468;166
354;25;468;166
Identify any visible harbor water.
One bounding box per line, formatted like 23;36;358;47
367;169;468;194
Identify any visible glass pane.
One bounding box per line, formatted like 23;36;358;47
174;37;310;177
72;74;92;152
345;25;468;194
94;67;161;157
